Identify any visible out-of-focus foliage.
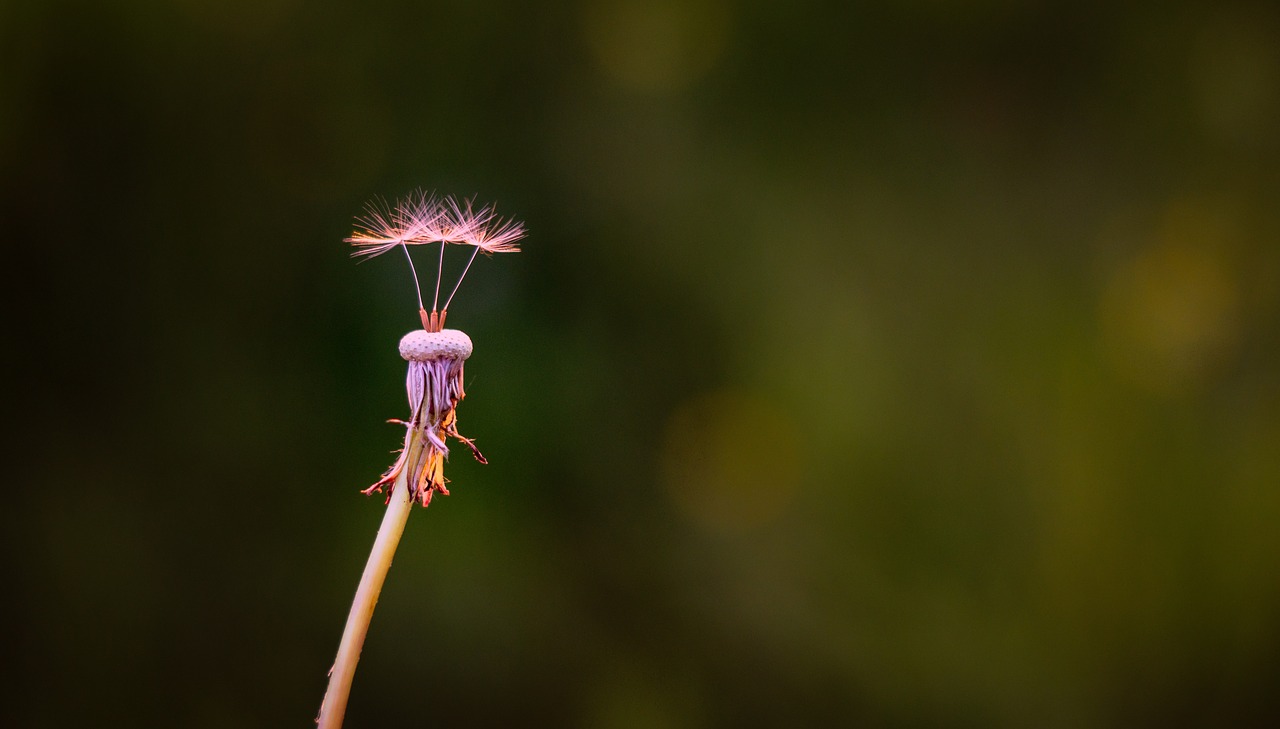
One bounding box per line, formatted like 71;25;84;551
4;0;1279;726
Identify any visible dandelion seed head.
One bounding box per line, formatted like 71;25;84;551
348;190;520;507
399;329;473;362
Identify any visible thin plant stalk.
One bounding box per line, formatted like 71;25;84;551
317;431;424;729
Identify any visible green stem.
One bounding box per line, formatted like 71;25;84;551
317;433;420;729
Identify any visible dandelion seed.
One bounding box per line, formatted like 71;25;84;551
345;191;444;259
440;196;527;253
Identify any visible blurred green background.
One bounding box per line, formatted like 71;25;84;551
4;0;1280;726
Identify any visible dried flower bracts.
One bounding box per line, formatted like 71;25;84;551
363;330;485;507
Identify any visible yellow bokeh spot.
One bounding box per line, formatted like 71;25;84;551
581;0;731;93
176;0;299;37
1100;199;1241;393
660;390;801;532
1190;9;1280;146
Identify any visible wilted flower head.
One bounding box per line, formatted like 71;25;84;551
347;191;524;507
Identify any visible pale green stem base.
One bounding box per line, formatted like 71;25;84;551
317;434;420;729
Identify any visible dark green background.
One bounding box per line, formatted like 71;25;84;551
5;1;1280;726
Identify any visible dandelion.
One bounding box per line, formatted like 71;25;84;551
317;192;524;729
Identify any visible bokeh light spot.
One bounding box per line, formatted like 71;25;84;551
661;390;801;532
582;659;703;729
1100;200;1241;393
177;0;299;38
1190;9;1280;146
581;0;731;93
